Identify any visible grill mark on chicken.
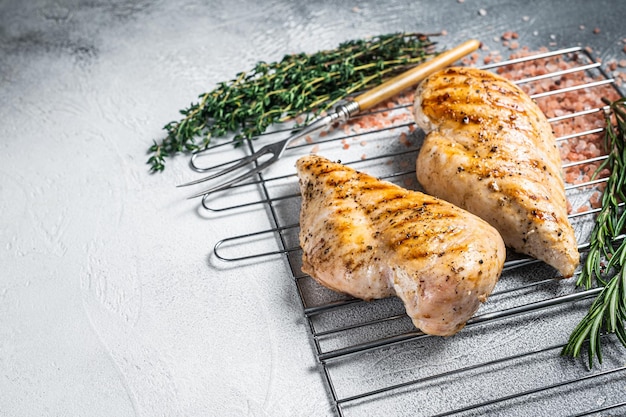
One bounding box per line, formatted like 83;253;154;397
414;67;579;277
297;155;506;336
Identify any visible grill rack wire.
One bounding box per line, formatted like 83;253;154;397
195;47;626;416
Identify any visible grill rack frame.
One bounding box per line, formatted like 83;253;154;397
198;46;626;416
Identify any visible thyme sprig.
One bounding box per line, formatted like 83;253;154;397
562;97;626;367
147;32;439;172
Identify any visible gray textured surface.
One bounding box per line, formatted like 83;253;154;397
1;1;625;416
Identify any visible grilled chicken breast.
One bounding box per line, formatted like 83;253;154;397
297;155;506;336
413;66;579;277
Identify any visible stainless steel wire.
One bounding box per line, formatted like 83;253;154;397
207;46;626;416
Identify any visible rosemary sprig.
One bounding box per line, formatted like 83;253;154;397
147;32;439;172
562;97;626;367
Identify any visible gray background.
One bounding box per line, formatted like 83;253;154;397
1;1;625;416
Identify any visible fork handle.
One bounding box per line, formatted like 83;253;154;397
352;39;480;112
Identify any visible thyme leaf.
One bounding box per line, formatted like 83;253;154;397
562;97;626;367
147;32;439;172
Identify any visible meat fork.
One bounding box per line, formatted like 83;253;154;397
179;39;481;199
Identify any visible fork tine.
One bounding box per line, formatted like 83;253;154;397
177;147;270;188
189;140;239;173
187;153;280;199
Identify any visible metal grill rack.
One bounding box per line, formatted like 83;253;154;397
194;47;626;416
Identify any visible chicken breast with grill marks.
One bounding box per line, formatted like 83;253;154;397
297;155;506;336
413;66;579;277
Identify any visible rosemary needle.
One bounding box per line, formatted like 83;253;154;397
147;32;439;172
562;97;626;368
